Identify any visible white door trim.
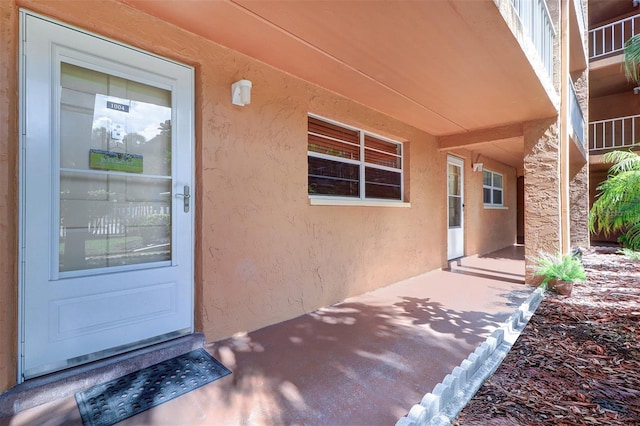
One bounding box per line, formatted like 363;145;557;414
447;155;465;260
18;10;195;382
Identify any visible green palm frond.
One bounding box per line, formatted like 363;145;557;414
623;222;640;249
590;170;640;233
590;150;640;250
624;34;640;84
603;150;640;174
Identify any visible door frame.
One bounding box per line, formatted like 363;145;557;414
17;10;196;382
447;155;465;260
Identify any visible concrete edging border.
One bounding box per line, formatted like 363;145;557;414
396;286;546;426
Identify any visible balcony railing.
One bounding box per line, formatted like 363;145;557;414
510;0;555;79
589;15;640;60
569;80;585;148
589;114;640;151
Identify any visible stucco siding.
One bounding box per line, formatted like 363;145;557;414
0;0;523;391
198;80;446;338
456;152;518;256
570;162;590;248
523;118;562;280
2;0;447;381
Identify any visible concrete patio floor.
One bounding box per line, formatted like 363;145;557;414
1;245;531;426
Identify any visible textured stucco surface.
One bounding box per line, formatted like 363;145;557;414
0;0;452;391
0;1;18;393
570;162;590;248
571;69;590;249
449;150;517;257
0;0;532;393
523;118;561;281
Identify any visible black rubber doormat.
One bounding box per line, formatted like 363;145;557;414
75;348;231;426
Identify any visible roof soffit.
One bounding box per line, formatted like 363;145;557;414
123;0;557;135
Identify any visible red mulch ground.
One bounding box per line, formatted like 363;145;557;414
454;247;640;426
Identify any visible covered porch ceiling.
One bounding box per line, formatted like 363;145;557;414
122;0;557;170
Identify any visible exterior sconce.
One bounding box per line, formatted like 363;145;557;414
231;79;252;106
634;86;640;95
472;163;484;172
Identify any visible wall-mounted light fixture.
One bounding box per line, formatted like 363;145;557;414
472;153;483;172
634;86;640;95
231;79;252;106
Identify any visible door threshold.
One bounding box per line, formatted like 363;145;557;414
1;332;205;418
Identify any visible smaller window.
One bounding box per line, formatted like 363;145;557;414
483;170;504;206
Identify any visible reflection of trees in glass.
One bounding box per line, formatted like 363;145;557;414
92;127;108;149
158;119;171;136
158;119;172;169
123;132;147;146
92;126;150;152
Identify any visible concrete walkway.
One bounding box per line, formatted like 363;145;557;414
1;246;531;426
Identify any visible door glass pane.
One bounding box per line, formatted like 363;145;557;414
59;63;172;273
448;164;460;196
448;196;461;228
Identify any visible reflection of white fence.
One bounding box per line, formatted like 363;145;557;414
88;215;124;235
59;203;170;238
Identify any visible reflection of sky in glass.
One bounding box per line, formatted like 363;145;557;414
92;94;171;142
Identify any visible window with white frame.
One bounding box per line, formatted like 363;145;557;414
307;115;403;201
483;170;503;206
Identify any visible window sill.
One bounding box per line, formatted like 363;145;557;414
484;205;508;210
309;196;411;208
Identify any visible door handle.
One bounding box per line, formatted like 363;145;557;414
175;185;190;213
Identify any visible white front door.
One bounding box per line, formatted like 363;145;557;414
447;156;464;260
19;13;194;380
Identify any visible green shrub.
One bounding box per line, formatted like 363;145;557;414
619;247;640;261
532;252;586;286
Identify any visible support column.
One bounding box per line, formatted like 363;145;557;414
523;118;562;283
559;0;571;256
570;162;590;248
570;68;590;249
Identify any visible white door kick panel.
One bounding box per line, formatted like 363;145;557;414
51;282;178;337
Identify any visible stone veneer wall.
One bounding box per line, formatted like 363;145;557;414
570;162;590;248
571;69;590;249
523;118;562;282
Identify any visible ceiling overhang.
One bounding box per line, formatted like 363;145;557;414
122;0;557;140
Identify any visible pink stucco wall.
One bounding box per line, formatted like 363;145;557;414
449;151;518;256
197;72;448;338
0;0;517;391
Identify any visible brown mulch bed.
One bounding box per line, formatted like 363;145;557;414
454;247;640;426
